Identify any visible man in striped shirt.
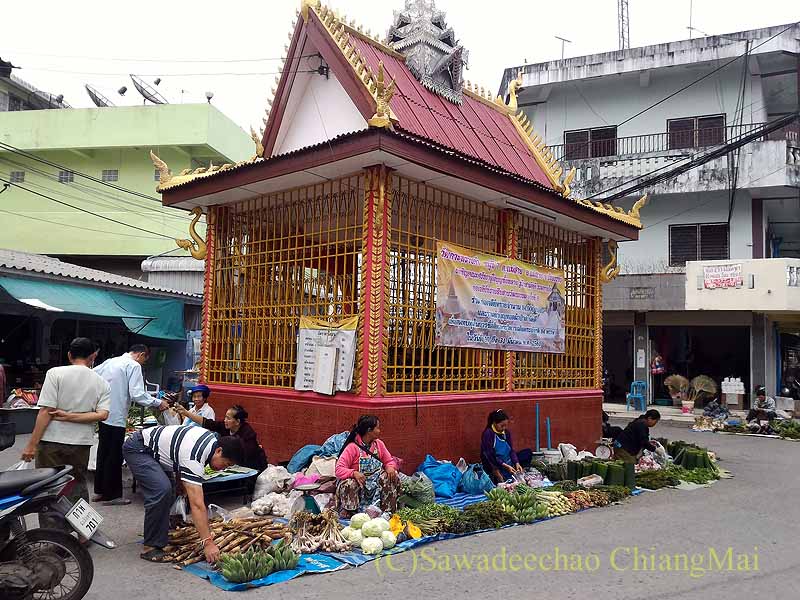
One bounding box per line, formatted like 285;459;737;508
123;425;244;563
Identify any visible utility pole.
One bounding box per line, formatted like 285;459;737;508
618;0;630;50
555;36;572;60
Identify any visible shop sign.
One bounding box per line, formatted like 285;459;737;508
629;287;655;300
703;263;742;289
435;241;566;353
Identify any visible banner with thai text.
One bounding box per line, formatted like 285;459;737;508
435;241;566;353
703;263;743;289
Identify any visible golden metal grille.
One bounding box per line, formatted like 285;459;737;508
386;174;506;394
514;215;598;389
206;174;364;386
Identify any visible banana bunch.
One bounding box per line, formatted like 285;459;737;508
267;539;301;573
535;491;575;518
486;488;512;504
219;549;274;583
509;491;539;524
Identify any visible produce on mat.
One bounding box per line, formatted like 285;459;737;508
673;446;716;471
290;510;350;553
348;529;364;547
349;513;371;529
163;518;291;566
666;466;719;485
361;536;384;554
396;504;458;535
448;501;515;534
592;485;633;503
218;541;299;584
361;517;390;537
770;420;800;440
218;548;274;583
380;531;397;549
634;469;681;490
534;490;575;518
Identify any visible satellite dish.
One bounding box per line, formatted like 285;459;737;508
85;84;115;107
130;74;168;104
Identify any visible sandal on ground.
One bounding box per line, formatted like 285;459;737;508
102;498;132;506
140;548;168;562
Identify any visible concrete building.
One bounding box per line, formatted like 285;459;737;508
501;24;800;406
0;64;253;277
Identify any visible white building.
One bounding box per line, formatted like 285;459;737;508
501;23;800;407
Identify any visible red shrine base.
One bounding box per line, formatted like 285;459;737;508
206;386;603;471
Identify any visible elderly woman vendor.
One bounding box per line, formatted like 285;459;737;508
334;415;400;517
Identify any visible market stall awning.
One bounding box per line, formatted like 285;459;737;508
0;276;186;340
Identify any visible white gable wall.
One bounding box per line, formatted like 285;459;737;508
272;69;368;156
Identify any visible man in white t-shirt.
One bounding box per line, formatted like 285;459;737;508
22;337;111;528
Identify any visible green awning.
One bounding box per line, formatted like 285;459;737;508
109;292;186;341
0;277;186;340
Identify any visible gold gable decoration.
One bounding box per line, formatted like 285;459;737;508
150;150;250;193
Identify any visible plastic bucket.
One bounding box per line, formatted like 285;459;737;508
542;450;562;464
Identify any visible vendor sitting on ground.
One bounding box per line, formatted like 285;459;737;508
334;415;400;517
747;386;777;424
481;409;524;483
122;424;244;563
177;404;267;473
183;384;215;426
613;409;661;463
703;396;730;420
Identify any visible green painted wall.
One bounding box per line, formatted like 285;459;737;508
0;104;252;256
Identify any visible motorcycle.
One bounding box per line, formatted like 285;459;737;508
0;423;116;600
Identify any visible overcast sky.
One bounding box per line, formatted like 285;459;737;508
5;0;798;131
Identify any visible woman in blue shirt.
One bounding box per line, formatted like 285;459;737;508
481;409;523;483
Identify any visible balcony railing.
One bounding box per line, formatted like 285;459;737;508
551;121;800;162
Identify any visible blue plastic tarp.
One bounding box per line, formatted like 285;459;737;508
183;553;347;591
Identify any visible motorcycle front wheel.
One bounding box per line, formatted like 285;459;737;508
1;528;94;600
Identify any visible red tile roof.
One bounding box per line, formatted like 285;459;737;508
351;37;555;191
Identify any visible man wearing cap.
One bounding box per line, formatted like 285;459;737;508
183;384;216;426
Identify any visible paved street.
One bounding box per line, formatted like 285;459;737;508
2;421;797;600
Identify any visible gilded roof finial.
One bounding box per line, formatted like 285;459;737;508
150;151;171;189
367;61;397;129
300;0;320;22
176;207;207;261
628;193;649;221
249;126;265;159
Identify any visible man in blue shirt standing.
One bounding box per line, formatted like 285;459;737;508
93;344;168;505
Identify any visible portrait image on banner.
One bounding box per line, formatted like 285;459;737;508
435;241;566;353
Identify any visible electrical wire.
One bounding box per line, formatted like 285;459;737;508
5;51;317;64
0;206;165;239
0;177;177;239
617;22;798;127
0;157;198;224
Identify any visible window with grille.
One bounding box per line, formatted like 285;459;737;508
206;174;364;387
154;168;161;182
9;171;24;183
57;170;74;184
564;126;618;159
101;169;118;182
669;223;729;266
668;115;726;150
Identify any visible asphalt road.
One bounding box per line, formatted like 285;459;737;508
2;421;797;600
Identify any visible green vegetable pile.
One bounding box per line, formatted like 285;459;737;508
396;504;459;535
592;485;633;503
448;501;515;534
485;487;544;523
668;466;720;485
672;446;716;471
771;420;800;440
634;469;681;490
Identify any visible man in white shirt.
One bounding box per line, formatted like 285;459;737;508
21;337;111;529
93;344;168;505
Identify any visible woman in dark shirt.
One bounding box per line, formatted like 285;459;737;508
178;404;267;472
481;409;523;483
614;409;660;463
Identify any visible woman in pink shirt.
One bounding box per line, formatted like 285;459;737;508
335;415;401;517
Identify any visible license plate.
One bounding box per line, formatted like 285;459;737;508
65;499;103;539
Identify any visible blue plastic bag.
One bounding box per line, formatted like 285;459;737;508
287;444;322;473
459;464;494;495
417;454;461;499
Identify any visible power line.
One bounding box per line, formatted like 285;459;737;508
6;51;313;64
18;67;286;77
617;22;797;127
0;206;165;239
0;141;163;204
0;177;177;240
0;156;201;225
